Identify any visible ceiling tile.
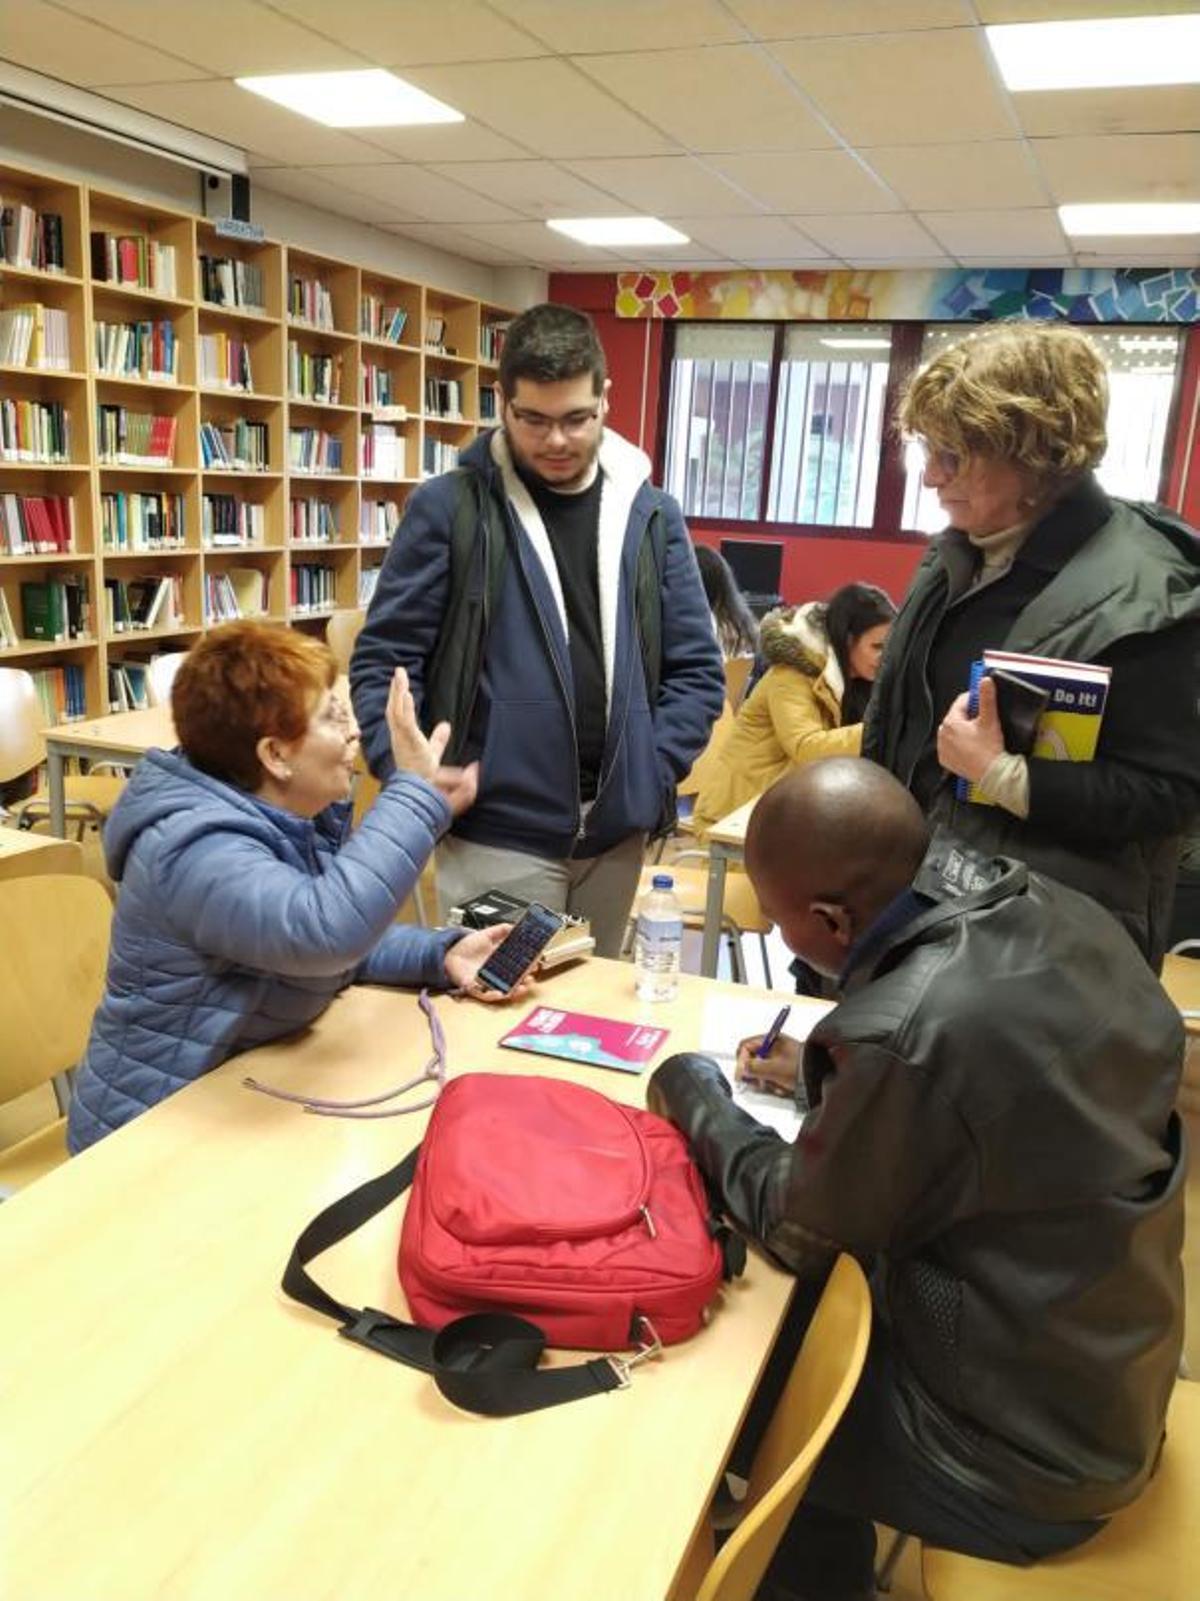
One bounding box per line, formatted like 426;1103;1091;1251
866;141;1044;210
2;0;201;85
728;1;970;36
101;80;388;165
707;150;900;213
53;0;362;76
577;45;834;153
770;29;1016;145
795;212;942;256
1072;246;1200;267
355;122;530;162
490;0;744;52
298;164;522;222
397;59;676;158
1013;85;1200;140
921;207;1069;256
426;160;628;218
254;165;418;224
673;216;829;257
266;0;546;64
442;221;618;264
382;222;527;264
1033;134;1200;206
561;157;765;217
976;0;1198;18
601;251;727;268
956;256;1074;266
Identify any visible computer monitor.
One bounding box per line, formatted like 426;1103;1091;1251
719;539;784;604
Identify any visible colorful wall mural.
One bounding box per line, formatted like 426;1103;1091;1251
615;267;1200;324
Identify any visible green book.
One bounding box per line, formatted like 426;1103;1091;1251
20;579;66;642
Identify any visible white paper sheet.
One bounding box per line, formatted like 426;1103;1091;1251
698;992;834;1142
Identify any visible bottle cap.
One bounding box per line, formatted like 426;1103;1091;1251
651;874;674;890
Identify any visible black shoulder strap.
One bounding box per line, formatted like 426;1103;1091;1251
636;500;667;708
281;1145;624;1417
422;469;510;765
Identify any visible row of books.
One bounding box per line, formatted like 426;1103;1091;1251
0;397;71;463
200;418;269;472
359;566;381;606
290;497;338;543
425;376;465;419
422;436;459;477
288;275;334;330
360;498;401;545
361;363;399;409
479;384;498;422
0;590;18;649
30;662;87;722
479;322;509;363
360;298;408;344
202;494;265;547
95;319;178;382
1;492;74;555
205;567;266;623
361;423;406;479
96;406;177;466
288;343;342;404
290;562;336;611
90;231;178;296
103;572;182;633
0;303;71;369
199;254;265;312
101;490;185;552
107;658;151;712
423;313;449;351
20;574;91;641
289;428;343;474
0;203;65;273
198;332;253;391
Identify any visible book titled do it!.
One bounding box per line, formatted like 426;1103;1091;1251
957;648;1112;806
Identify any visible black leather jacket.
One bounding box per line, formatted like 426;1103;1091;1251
648;837;1185;1522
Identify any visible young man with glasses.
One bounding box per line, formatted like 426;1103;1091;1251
351;303;724;954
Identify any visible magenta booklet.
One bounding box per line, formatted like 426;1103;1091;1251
498;1006;670;1075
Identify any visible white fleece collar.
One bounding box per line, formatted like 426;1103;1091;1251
489;428;651;715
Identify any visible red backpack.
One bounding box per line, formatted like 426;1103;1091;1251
284;1073;741;1416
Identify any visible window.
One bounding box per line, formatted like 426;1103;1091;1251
663;325;772;521
900;323;1183;531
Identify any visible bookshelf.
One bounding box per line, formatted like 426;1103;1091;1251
0;158;515;717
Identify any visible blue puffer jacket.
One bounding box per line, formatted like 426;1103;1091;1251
68;750;460;1152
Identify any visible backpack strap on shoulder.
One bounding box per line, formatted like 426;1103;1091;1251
636;499;667;708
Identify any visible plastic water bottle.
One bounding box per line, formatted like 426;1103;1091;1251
635;873;683;1002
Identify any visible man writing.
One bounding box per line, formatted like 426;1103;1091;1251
649;759;1185;1601
351;303;724;955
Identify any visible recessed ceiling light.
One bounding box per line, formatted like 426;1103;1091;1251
1060;202;1200;236
986;15;1200;91
235;70;463;128
546;217;690;247
820;337;892;349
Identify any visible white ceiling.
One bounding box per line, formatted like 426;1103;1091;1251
3;0;1199;272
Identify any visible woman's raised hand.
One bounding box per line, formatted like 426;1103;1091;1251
386;666;450;784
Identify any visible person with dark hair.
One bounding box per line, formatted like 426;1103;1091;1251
692;581;895;835
866;321;1200;969
351;303;724;955
694;544;759;660
68;623;527;1152
650;758;1185;1601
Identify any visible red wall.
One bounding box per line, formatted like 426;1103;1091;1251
549;272;1199;607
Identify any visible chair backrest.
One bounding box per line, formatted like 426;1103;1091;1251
0;875;112;1106
724;654;754;711
327;608;366;675
145;651;187;708
0;667;47;784
696;1253;872;1601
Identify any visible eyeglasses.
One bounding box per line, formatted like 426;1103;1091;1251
505;400;603;439
317;693;356;732
918;441;962;477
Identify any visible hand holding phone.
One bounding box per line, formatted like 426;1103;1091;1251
472;903;564;996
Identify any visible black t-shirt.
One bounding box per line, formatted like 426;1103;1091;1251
523;469;607;801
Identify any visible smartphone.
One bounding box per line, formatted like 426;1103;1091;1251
474;903;565;995
989;668;1050;755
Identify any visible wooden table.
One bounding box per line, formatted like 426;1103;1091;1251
700;797;757;978
0;826;82;880
0;959;819;1601
42;704;175;838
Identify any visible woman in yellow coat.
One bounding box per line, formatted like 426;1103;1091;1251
694;582;895;834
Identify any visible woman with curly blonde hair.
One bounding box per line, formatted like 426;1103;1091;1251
864;321;1200;967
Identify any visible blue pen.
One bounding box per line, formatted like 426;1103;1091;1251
755;1004;791;1060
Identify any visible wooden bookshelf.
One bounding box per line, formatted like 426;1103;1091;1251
0;158;514;719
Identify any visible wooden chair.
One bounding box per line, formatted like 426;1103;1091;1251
326;608;366;675
632;856;775;986
0;667;126;841
671;1254;872;1601
0;874;112;1194
921;1378;1199;1601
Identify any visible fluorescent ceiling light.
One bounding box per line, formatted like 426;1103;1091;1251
546;217;690;247
820;337;891;349
236;70;463;128
986;15;1200;91
1060;202;1200;236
